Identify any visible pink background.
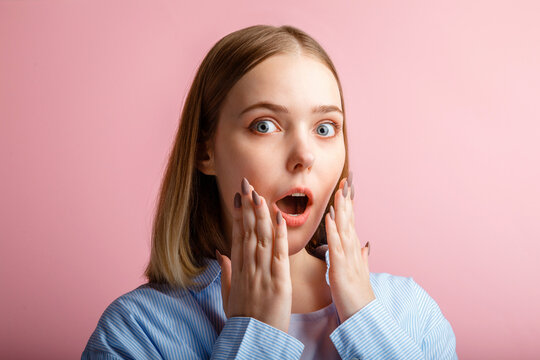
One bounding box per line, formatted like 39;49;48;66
1;1;539;359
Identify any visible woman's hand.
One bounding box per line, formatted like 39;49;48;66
216;178;292;333
325;173;376;323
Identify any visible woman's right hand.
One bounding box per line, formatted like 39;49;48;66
216;177;292;333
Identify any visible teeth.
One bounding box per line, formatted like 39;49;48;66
291;193;306;197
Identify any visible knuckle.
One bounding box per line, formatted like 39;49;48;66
243;229;253;241
273;251;287;262
257;234;271;247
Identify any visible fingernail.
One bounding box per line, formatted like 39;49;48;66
348;171;353;184
234;192;241;208
241;178;249;195
215;249;222;265
343;180;348;198
351;184;355;200
252;190;260;206
365;241;370;255
276;210;282;225
329;205;335;220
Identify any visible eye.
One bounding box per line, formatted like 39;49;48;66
250;119;279;134
316;122;338;137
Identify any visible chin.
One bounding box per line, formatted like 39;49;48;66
287;242;307;256
286;222;319;256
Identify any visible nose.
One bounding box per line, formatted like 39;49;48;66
286;131;315;173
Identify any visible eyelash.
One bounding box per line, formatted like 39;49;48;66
249;119;342;136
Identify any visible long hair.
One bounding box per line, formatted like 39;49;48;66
144;24;349;287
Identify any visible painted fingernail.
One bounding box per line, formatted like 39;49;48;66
348;171;353;184
329;205;335;220
351;184;355;200
276;210;282;225
241;177;249;195
343;180;348;198
365;241;370;255
234;192;241;208
252;190;260;206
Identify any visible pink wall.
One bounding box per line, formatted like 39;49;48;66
1;1;539;358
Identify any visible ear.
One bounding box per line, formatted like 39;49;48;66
196;139;216;176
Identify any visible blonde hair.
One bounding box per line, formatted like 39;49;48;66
144;24;349;287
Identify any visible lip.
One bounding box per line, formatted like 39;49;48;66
272;186;314;227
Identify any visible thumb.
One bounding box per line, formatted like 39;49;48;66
216;250;231;318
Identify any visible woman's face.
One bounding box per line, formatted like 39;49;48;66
205;53;345;255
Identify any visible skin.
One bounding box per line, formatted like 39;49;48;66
198;52;375;331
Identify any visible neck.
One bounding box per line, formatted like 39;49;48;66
289;248;332;314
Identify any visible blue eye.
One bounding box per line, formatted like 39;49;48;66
316;123;336;137
251;119;278;134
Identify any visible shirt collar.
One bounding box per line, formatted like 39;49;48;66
188;257;221;292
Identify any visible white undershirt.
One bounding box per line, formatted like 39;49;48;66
288;301;341;359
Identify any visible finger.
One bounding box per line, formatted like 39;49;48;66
231;192;244;274
349;183;356;225
252;191;273;273
348;171;356;225
241;178;257;275
338;177;347;190
347;188;361;261
345;175;362;257
325;207;343;259
345;175;357;246
272;210;290;280
217;251;231;318
334;180;353;253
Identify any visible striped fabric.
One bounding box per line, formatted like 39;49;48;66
82;253;458;359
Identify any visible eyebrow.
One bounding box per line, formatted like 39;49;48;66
239;101;343;116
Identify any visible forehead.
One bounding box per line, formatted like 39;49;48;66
221;53;342;116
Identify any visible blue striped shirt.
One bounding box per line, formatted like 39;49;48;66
82;252;458;359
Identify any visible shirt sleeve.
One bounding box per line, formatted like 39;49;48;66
328;279;458;360
81;299;167;359
422;317;458;359
212;316;304;359
329;298;425;359
415;279;458;360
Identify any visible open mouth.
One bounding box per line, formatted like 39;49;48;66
276;192;310;216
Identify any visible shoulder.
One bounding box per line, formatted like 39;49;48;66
369;272;448;336
97;283;192;324
83;283;213;358
86;282;192;335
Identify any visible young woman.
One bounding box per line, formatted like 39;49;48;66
82;25;458;359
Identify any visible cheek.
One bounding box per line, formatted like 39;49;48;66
216;137;271;175
319;142;345;177
214;136;275;199
316;144;346;204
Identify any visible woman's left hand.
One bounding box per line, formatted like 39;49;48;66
325;173;376;323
